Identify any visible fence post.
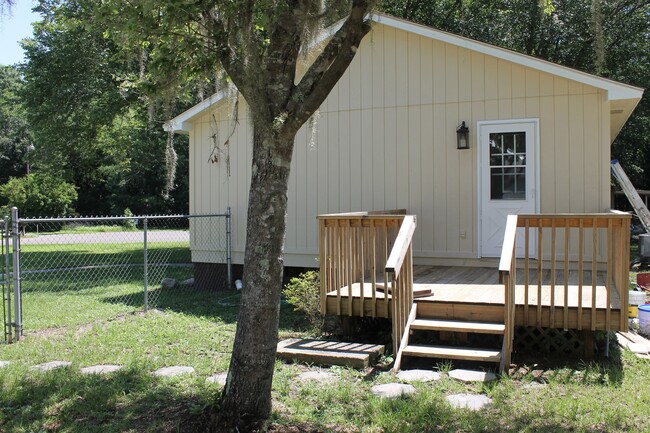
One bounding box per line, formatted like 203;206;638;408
143;217;148;313
11;207;21;341
226;207;232;289
3;216;11;343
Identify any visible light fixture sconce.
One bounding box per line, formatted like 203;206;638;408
456;121;470;150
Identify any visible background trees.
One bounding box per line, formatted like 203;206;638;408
0;0;191;217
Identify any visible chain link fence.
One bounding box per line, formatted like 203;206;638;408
3;208;231;339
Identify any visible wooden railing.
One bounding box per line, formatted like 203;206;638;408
499;213;631;341
386;215;416;353
318;211;416;352
498;215;518;372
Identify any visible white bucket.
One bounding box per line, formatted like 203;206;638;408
630;291;647;306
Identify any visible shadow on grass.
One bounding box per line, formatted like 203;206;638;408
102;286;310;333
0;366;215;433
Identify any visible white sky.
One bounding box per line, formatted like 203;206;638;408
0;0;39;66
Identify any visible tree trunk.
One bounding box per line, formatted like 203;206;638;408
219;127;293;428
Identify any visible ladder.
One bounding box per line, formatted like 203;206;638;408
611;160;650;233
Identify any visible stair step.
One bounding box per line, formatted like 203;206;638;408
402;344;502;362
410;318;505;334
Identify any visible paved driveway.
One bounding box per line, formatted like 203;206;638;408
20;231;189;245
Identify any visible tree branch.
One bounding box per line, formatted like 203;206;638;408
282;0;375;136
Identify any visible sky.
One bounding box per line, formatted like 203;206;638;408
0;0;39;66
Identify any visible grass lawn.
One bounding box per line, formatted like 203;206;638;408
0;287;648;432
0;240;648;432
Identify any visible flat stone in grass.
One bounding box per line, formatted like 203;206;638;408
297;370;337;384
396;369;441;383
449;369;497;383
446;393;492;411
152;366;195;378
0;361;9;368
30;361;72;372
80;365;123;375
371;383;416;399
206;373;228;386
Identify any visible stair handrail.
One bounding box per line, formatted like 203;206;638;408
498;214;518;373
385;215;417;355
385;215;416;278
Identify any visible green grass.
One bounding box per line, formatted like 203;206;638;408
9;241;195;333
0;300;649;432
1;242;649;432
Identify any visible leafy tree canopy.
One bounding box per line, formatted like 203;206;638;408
0;65;32;184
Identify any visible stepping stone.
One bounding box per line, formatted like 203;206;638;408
80;364;123;375
206;373;228;386
30;361;72;372
0;361;9;368
152;366;195;378
449;369;496;383
446;393;492;411
371;383;416;399
297;371;337;384
396;369;441;383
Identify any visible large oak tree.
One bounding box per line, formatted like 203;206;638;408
97;0;377;428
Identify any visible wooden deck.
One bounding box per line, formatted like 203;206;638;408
319;212;631;370
326;265;623;331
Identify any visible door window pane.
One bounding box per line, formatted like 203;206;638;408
489;132;526;200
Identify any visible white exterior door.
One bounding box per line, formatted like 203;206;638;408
479;120;538;258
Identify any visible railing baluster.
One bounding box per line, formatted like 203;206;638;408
371;222;377;318
564;226;569;330
578;220;584;330
550;220;556;328
359;225;365;317
606;219;613;332
524;220;530;326
383;221;389;315
591;226;597;331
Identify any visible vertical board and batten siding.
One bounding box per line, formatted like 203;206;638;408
188;23;610;267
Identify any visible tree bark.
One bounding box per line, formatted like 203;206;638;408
219;127;293;428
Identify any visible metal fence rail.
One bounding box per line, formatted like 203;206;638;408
3;208;232;340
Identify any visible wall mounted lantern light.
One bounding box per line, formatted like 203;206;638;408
456;121;470;150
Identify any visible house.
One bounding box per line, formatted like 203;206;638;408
166;14;643;370
166;13;642;271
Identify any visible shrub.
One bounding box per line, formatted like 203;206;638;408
0;172;77;217
283;271;322;330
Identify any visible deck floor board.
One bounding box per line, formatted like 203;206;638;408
326;265;620;309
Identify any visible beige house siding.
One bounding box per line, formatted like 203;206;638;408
188;23;611;267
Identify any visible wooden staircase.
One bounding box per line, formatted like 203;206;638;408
394;302;508;372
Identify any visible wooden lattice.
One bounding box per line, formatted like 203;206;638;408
514;326;584;357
